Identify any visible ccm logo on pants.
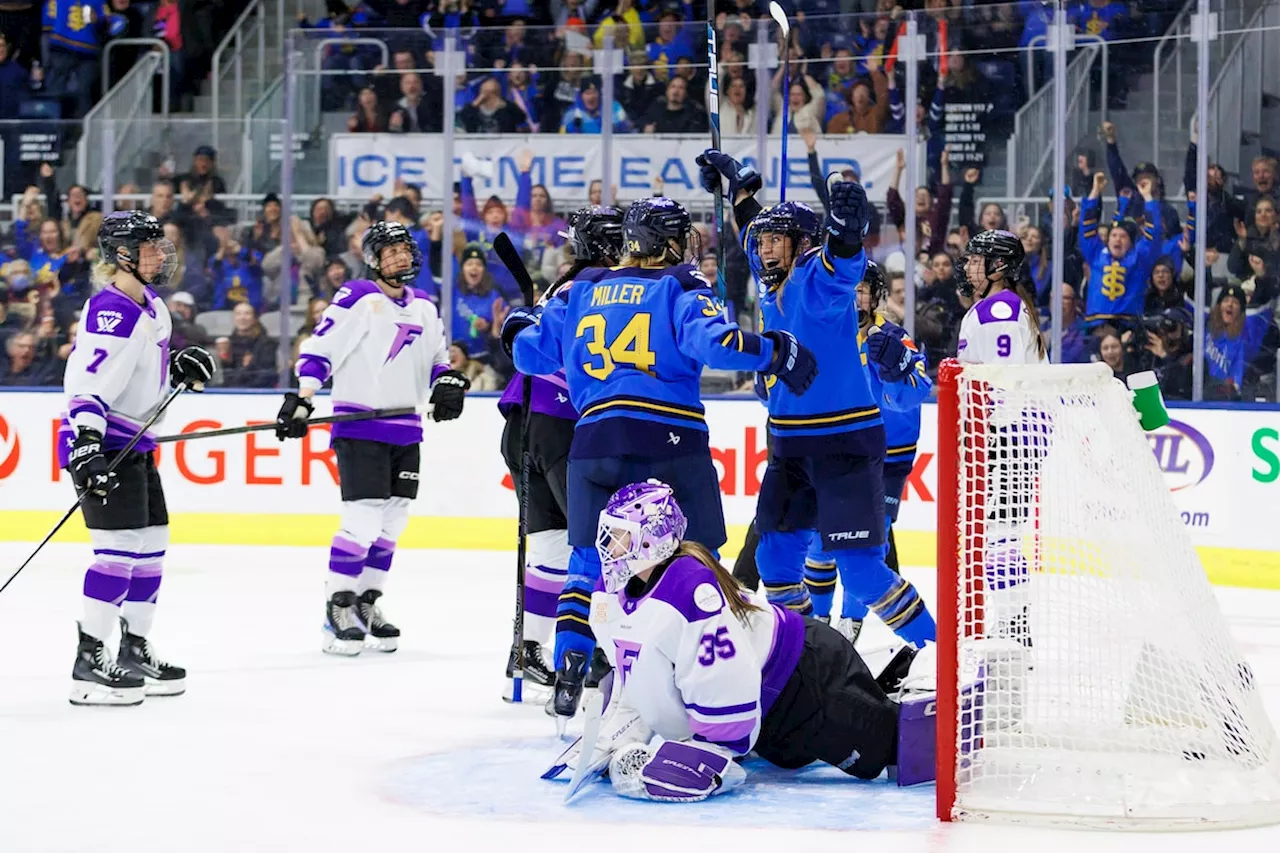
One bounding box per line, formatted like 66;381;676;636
398;471;420;481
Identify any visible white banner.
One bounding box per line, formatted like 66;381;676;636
327;133;908;204
1;391;1277;580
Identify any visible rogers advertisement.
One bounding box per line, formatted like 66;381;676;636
0;390;1276;580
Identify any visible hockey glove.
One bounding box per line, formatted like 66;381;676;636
761;330;818;396
753;371;770;403
500;305;539;359
696;149;763;200
866;326;914;383
68;429;117;502
170;345;215;391
610;739;745;802
275;391;314;441
429;370;470;422
824;180;870;248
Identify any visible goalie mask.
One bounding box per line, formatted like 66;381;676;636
597;480;688;594
746;202;821;291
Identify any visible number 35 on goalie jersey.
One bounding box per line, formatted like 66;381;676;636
512;264;776;457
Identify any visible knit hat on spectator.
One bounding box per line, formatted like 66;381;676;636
580;75;601;94
1131;161;1160;181
170;291;195;307
262;192;281;208
460;243;488;266
1160;305;1192;328
1217;284;1247;307
658;1;683;20
194;145;217;160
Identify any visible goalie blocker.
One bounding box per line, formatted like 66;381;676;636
543;480;937;802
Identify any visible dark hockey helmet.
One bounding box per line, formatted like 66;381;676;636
97;210;176;287
958;228;1025;297
564;206;625;264
860;259;886;318
362;219;422;286
745;202;821;289
623;197;694;263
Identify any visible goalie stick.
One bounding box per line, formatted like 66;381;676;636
564;690;607;803
2;382;189;597
492;231;537;704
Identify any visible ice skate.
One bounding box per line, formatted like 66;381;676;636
834;617;863;646
323;591;365;656
504;640;556;703
117;618;186;696
356;590;399;652
70;623;144;707
583;646;612;690
547;649;588;732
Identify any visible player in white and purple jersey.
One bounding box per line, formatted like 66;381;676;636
956;229;1048;645
498;206;624;700
275;220;471;655
62;211;215;706
542;481;936;801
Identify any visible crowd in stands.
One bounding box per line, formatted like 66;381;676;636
0;0;1275;402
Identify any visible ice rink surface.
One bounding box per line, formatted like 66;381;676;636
3;543;1280;853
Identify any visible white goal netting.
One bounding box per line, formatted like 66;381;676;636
941;362;1280;829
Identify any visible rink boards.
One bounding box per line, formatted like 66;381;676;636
0;389;1276;587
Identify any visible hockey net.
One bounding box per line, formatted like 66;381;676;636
934;359;1280;829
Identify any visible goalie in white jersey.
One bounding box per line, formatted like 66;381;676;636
62;211;216;706
543;481;937;802
954;228;1049;644
275;220;471;655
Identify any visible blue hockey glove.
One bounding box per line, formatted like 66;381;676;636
825;180;870;246
866;327;914;383
761;330;818;396
696;149;763;199
500;305;539;358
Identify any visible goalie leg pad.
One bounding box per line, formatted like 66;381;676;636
542;696;650;781
610;740;745;802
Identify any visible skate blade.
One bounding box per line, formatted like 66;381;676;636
322;630;364;656
364;635;398;653
144;677;186;697
69;681;144;707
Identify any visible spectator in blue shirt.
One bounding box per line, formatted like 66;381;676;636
560;75;633;133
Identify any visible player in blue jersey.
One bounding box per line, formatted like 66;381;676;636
501;196;818;725
1079;171;1163;330
802;260;931;645
498;206;624;700
697;149;936;649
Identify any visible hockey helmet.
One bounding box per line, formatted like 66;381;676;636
97;210;176;288
597;479;688;594
362;220;422;286
623;197;694;263
859;259;886;319
563;206;625;265
958;228;1025;298
745;202;821;289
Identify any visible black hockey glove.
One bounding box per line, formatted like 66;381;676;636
275;392;314;441
824;180;869;249
68;429;117;502
761;330;818;396
430;370;471;422
866;327;915;383
500;305;539;358
170;345;215;391
696;149;762;199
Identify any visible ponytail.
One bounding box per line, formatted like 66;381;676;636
1012;268;1047;359
674;541;762;626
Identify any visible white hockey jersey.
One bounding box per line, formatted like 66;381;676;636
957;289;1047;365
590;556;806;756
296;281;449;445
59;285;173;465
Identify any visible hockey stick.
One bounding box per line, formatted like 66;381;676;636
769;2;792;203
705;4;728;302
2;382;189;597
564;690;606;803
493;231;536;703
153;406;424;444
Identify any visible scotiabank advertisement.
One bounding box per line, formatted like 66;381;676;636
0;390;1277;583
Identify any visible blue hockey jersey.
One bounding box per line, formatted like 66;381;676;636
513;264;776;459
858;315;930;466
1078;196;1162;325
758;245;884;457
